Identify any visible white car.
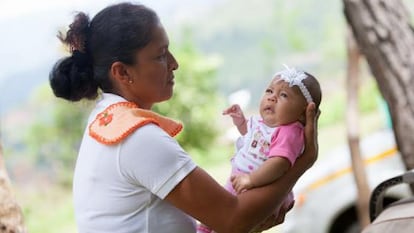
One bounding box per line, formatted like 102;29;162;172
282;129;412;233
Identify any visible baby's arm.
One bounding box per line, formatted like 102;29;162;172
231;157;291;194
233;123;306;193
222;104;247;135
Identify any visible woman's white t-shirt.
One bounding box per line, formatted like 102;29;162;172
73;93;197;233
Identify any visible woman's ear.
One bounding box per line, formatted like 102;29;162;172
110;61;131;84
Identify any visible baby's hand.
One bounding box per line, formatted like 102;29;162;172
222;104;245;127
230;173;253;194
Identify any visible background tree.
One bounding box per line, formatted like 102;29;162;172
343;0;414;174
0;144;26;233
346;26;370;229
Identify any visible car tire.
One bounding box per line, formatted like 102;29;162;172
342;221;360;233
329;207;360;233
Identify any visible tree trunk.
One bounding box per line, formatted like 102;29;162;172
0;145;26;233
343;0;414;173
346;26;371;228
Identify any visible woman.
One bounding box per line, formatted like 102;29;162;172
49;2;319;233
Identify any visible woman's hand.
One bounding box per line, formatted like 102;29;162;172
302;102;320;168
250;201;295;233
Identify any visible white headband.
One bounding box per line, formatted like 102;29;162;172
274;64;313;103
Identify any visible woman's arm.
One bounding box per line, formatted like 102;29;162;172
166;103;318;233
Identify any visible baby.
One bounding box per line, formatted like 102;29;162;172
197;65;322;233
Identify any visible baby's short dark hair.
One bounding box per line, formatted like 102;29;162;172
303;72;322;110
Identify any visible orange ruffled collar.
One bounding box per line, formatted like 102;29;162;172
89;102;183;145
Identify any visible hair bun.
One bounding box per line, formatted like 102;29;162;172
72;50;90;68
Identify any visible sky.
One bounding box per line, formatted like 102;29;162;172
0;0;219;85
0;1;157;84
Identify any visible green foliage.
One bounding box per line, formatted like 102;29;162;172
154;31;223;151
23;85;93;186
19;187;76;233
318;91;346;128
189;0;345;104
359;80;382;114
318;78;382;128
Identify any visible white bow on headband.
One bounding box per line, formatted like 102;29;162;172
275;64;313;103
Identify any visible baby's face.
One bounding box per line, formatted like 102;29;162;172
259;77;307;127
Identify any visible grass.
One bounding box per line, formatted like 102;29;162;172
15;185;76;233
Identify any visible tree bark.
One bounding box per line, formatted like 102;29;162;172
346;26;371;228
343;0;414;172
0;145;26;233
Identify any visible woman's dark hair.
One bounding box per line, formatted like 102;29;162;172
49;2;159;101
